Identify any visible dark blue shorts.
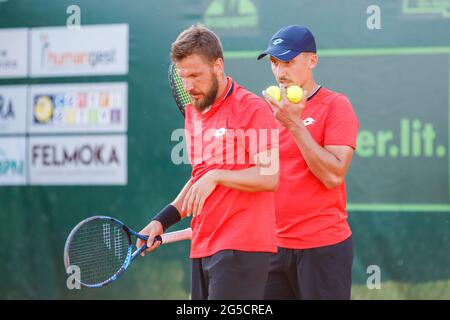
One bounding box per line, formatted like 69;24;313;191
191;250;271;300
263;236;354;300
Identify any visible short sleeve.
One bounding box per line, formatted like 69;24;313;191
234;97;279;159
324;95;359;149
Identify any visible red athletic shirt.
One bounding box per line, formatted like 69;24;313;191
185;78;278;258
275;87;359;249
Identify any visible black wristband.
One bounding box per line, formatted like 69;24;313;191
152;204;181;232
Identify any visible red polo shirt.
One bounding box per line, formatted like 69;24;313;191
275;87;359;249
185;78;278;258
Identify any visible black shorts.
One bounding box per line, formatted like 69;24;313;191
191;250;271;300
263;236;354;300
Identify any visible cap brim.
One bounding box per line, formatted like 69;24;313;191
257;51;269;60
257;46;300;62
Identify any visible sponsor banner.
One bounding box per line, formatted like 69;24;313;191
30;24;128;77
402;0;450;19
0;137;27;185
28;82;127;134
203;0;260;36
28;135;127;185
0;28;28;78
0;85;27;134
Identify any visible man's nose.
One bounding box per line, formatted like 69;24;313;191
273;64;285;80
183;79;194;92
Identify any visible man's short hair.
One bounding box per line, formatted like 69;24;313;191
171;24;224;64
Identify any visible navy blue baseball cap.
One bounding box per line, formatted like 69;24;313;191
257;25;316;62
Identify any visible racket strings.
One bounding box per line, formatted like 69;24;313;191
170;64;191;110
68;219;130;285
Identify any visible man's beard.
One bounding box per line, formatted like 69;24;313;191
192;73;219;112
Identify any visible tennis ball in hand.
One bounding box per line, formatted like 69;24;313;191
265;85;281;101
286;85;304;103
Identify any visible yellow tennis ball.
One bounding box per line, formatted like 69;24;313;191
266;85;281;101
286;85;304;103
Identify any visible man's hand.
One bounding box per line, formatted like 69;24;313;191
136;220;163;256
182;170;219;218
263;86;307;130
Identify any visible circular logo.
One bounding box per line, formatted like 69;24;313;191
34;96;53;123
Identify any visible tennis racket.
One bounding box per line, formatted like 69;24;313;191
168;63;191;117
64;215;192;288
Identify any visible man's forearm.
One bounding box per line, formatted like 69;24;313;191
289;123;346;188
214;165;279;192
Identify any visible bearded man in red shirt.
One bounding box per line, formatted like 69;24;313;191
138;24;280;300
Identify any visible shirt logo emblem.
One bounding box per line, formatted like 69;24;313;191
303;117;315;126
214;128;227;137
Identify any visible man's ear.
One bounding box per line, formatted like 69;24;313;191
213;58;224;75
309;54;318;69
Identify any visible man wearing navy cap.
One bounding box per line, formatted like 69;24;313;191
258;25;360;300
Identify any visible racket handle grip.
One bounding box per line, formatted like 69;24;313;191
161;228;192;244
